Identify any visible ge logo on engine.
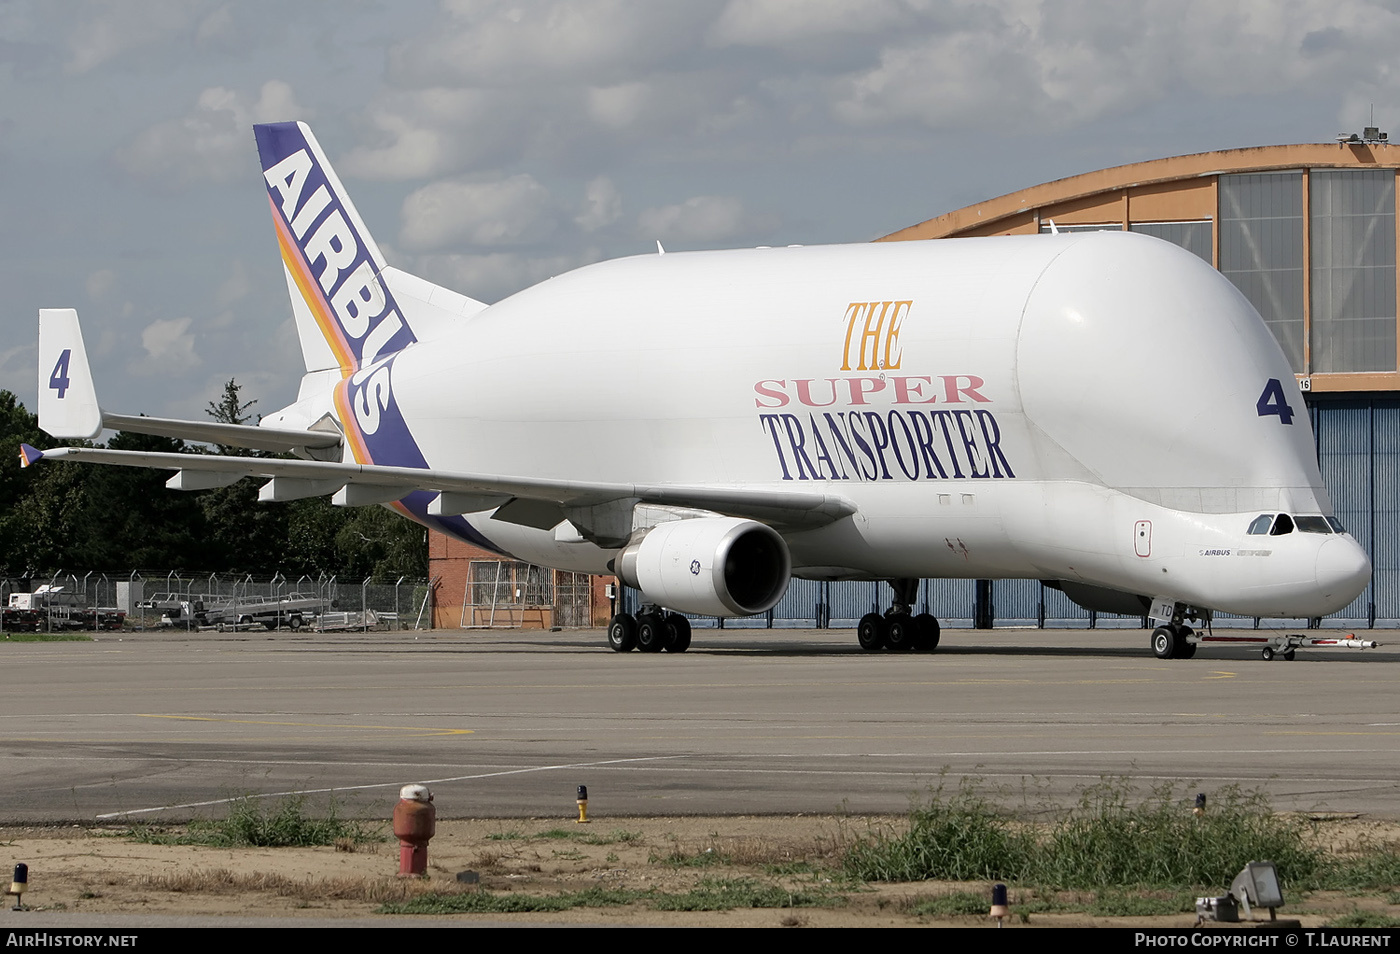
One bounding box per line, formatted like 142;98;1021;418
690;560;701;575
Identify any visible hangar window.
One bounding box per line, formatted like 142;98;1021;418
1269;513;1295;535
1295;515;1333;534
1219;172;1305;372
1247;514;1274;534
1310;169;1397;373
1131;220;1213;263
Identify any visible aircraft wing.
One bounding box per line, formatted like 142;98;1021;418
21;445;857;533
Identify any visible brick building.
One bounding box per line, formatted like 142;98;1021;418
428;532;614;629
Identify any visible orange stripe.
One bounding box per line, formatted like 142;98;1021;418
269;196;357;376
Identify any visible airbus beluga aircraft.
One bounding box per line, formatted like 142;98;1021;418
26;122;1371;659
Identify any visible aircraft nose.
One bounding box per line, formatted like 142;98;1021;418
1315;535;1372;609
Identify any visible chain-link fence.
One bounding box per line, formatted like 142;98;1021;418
1;571;433;632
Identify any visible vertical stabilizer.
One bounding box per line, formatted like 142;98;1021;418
254;122;417;376
37;308;102;440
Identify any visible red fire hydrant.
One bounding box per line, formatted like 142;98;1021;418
392;784;436;877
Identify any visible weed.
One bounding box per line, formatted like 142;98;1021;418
381;887;643;915
121;796;381;848
485;829;523;841
650;877;840;912
843;776;1332;890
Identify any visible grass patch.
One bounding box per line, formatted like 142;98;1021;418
651;877;839;911
485;829;524;841
843;776;1333;890
382;879;841;915
122;795;381;848
382;887;642;915
2;632;92;642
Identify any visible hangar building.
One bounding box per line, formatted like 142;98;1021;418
430;138;1400;631
880;138;1400;629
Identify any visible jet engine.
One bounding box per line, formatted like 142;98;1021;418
615;517;791;617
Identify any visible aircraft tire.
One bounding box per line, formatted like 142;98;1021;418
913;613;941;651
885;613;917;651
1262;647;1275;661
857;613;887;651
636;613;668;653
1283;649;1296;661
1151;626;1177;659
607;614;637;652
664;613;691;653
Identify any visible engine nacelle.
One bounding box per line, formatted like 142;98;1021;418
616;517;791;617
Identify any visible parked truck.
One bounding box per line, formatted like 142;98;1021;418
3;586;125;632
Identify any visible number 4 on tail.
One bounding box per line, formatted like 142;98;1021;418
1256;378;1294;425
49;348;72;399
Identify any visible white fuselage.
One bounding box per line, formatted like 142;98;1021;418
352;232;1368;619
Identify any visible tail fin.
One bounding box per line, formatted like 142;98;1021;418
254;122;417;376
37;308;102;440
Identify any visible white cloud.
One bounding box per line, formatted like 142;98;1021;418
411;249;604;304
636;195;777;244
576;176;622;232
85;269;117;302
131;316;200;376
399;174;558;251
65;0;210;74
112;81;308;189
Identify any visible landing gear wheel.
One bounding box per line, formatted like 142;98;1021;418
1262;646;1275;661
913;613;941;651
1152;626;1177;659
664;613;691;653
857;612;888;651
885;613;918;651
636;613;668;653
1283;649;1296;661
1175;626;1197;659
607;613;637;652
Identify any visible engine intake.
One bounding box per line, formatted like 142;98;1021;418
616;517;791;617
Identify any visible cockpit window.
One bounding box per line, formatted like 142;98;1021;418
1295;516;1332;534
1269;513;1295;535
1327;516;1347;533
1247;514;1273;535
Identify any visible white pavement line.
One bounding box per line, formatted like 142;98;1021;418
93;755;688;819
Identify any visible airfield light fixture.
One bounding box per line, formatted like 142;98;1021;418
1229;860;1284;920
577;785;590;824
1194;792;1206;816
989;882;1008;926
1196;860;1284;923
7;863;26;910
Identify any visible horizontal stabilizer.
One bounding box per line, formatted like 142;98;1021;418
103;413;341;455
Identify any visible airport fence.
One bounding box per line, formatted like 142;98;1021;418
1;571;434;632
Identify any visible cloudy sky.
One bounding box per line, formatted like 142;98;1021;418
2;0;1397;420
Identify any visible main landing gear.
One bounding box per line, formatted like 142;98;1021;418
857;578;941;652
607;607;692;653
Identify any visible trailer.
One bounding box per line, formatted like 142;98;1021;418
197;592;331;630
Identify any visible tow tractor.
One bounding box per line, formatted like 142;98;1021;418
1155;626;1380;661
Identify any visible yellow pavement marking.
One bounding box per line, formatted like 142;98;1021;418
137;714;473;736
